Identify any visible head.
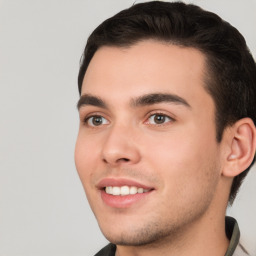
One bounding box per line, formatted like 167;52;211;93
78;1;256;204
75;1;256;248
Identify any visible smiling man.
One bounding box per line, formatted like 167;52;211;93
75;1;256;256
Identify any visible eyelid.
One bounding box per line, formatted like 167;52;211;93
144;111;176;125
80;111;110;127
86;115;109;127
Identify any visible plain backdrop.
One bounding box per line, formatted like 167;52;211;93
0;0;255;255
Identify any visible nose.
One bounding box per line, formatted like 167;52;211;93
101;124;141;166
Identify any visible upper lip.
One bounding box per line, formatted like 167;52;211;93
97;177;154;190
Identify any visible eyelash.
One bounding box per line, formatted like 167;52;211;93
83;115;109;127
82;112;175;128
145;112;175;126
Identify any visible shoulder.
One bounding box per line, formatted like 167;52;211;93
94;243;116;256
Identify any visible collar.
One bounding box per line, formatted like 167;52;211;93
225;216;249;256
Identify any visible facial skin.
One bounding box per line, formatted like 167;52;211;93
75;41;232;255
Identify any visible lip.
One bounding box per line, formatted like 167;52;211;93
97;177;153;190
97;178;154;209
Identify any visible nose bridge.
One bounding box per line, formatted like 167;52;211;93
101;121;140;165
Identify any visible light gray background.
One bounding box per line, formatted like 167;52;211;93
0;0;255;255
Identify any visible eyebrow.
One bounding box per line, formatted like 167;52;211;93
77;93;191;110
77;94;107;109
131;93;191;108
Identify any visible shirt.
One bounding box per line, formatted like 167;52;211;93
94;216;249;256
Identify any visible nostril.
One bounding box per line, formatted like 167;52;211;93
119;158;130;162
102;157;130;164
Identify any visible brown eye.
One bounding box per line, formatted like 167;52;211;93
148;114;172;125
154;114;166;124
86;116;108;127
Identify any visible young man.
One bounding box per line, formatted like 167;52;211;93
75;1;256;255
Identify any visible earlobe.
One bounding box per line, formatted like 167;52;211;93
223;118;256;178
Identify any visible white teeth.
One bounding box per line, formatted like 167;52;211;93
130;186;137;195
137;188;143;193
105;186;113;194
105;186;150;195
112;187;121;195
120;186;129;196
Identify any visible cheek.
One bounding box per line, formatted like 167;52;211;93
145;137;220;218
74;132;99;183
143;126;219;187
74;134;101;211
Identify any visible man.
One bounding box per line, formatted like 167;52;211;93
75;1;256;255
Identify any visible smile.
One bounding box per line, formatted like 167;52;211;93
97;178;154;208
105;186;150;196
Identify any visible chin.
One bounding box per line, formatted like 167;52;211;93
99;221;178;247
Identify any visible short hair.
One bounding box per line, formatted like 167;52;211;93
78;1;256;203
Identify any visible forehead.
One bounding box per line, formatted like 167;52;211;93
81;40;211;108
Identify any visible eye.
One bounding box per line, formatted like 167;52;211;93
147;113;173;125
85;115;109;127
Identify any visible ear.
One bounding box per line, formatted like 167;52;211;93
222;118;256;178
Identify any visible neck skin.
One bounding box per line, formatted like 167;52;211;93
115;179;231;256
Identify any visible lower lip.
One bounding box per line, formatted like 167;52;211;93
100;190;152;208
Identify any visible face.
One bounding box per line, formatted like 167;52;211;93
75;41;224;246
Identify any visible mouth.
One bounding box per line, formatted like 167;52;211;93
97;178;154;208
105;186;150;196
